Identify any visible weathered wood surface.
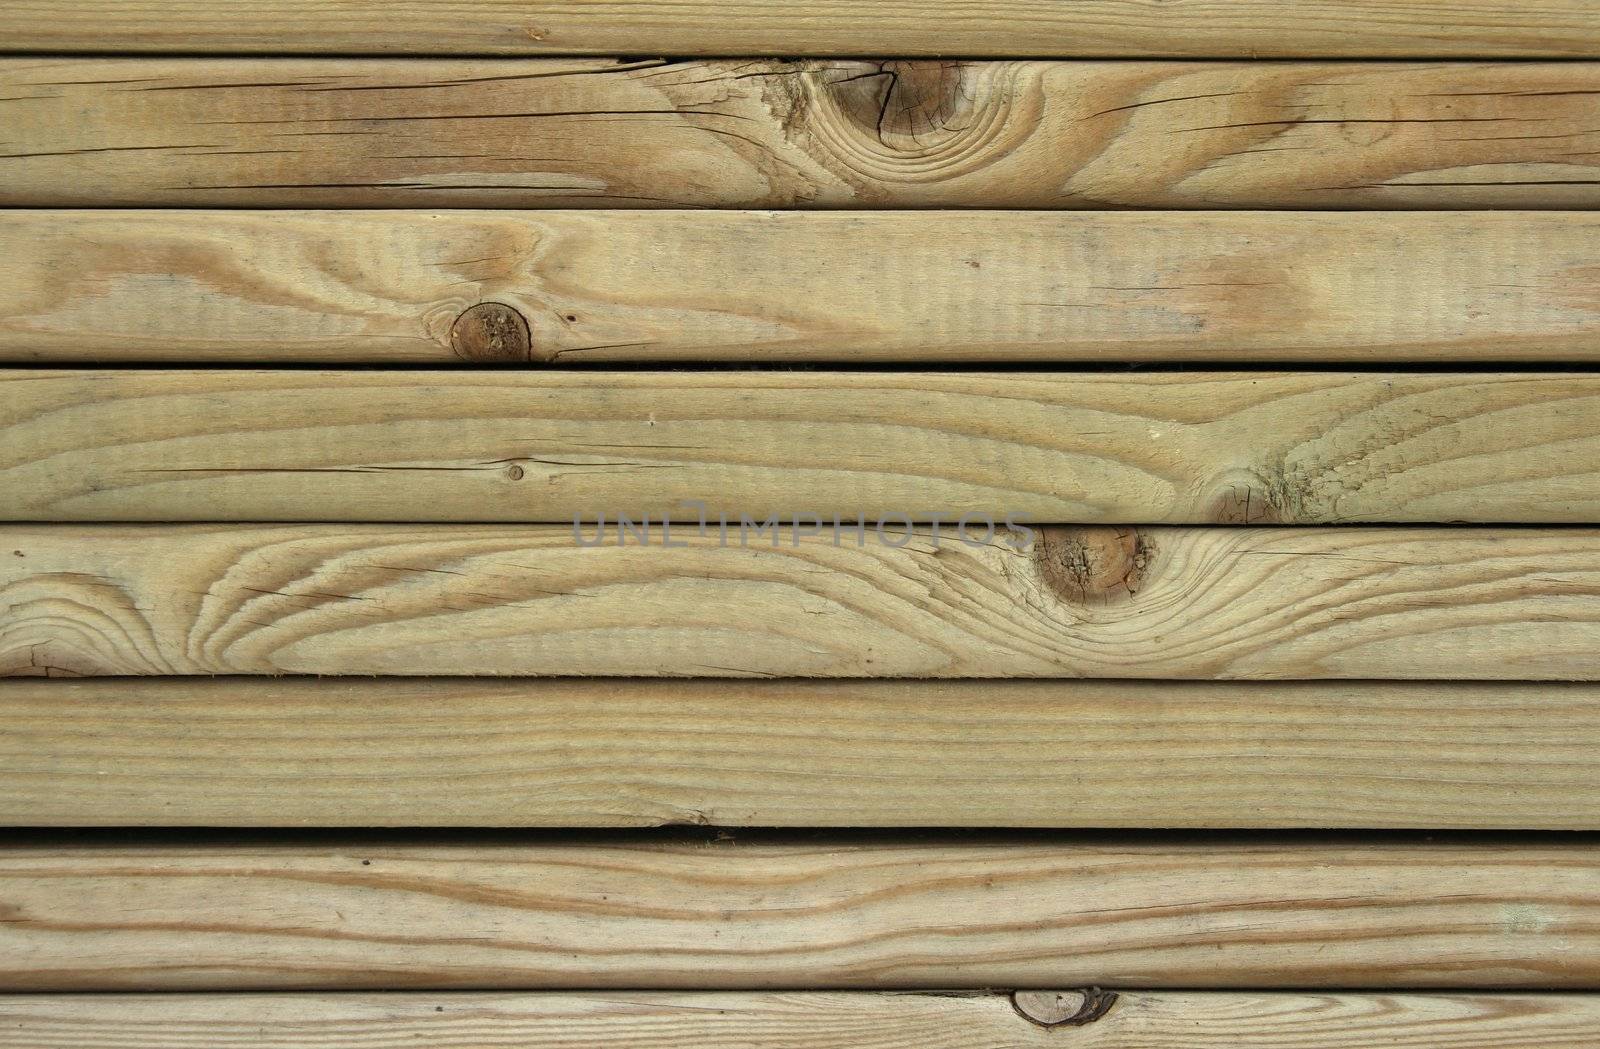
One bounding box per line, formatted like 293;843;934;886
5;58;1600;209
6;678;1600;829
6;524;1600;679
1;839;1594;990
4;211;1599;363
5;991;1600;1048
10;370;1600;523
2;1;1596;57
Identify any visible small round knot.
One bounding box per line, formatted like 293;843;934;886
1011;989;1119;1028
1032;527;1151;605
451;302;532;363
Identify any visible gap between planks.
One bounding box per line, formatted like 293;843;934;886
8;370;1600;523
7;524;1600;678
4;677;1600;829
3;990;1600;1048
1;0;1597;56
3;211;1600;363
0;836;1596;990
3;58;1600;209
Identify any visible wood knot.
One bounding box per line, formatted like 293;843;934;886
1205;463;1322;524
450;302;532;363
1011;989;1119;1028
828;61;975;147
1207;481;1285;525
1033;527;1151;604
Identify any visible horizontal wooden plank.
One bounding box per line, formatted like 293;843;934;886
1;838;1595;990
4;211;1599;363
10;370;1600;523
5;991;1600;1048
2;1;1596;57
5;59;1600;209
6;525;1600;679
6;678;1600;828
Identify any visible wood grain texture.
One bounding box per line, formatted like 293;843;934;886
6;991;1600;1048
4;211;1600;363
2;1;1597;56
11;370;1600;523
1;838;1596;990
6;524;1600;680
6;58;1600;209
6;678;1600;829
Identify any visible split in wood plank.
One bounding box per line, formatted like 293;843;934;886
4;211;1600;363
9;369;1600;524
4;59;1600;209
6;524;1600;679
1;837;1595;990
4;990;1600;1048
2;1;1597;57
6;677;1600;829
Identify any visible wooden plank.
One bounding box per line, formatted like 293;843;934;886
5;678;1600;829
2;1;1597;57
3;211;1599;364
1;838;1594;990
10;370;1600;524
5;991;1600;1048
5;58;1600;209
6;524;1600;679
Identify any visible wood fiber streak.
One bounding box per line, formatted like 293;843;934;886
5;525;1600;679
4;678;1600;828
4;59;1600;208
0;840;1596;990
2;1;1596;56
4;991;1600;1048
4;211;1600;363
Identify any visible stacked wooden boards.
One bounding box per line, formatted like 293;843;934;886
3;3;1600;1045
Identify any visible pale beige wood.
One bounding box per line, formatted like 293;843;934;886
4;211;1600;363
1;839;1595;990
10;370;1600;523
5;991;1600;1048
6;524;1600;679
5;678;1600;829
5;58;1600;209
2;1;1596;56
